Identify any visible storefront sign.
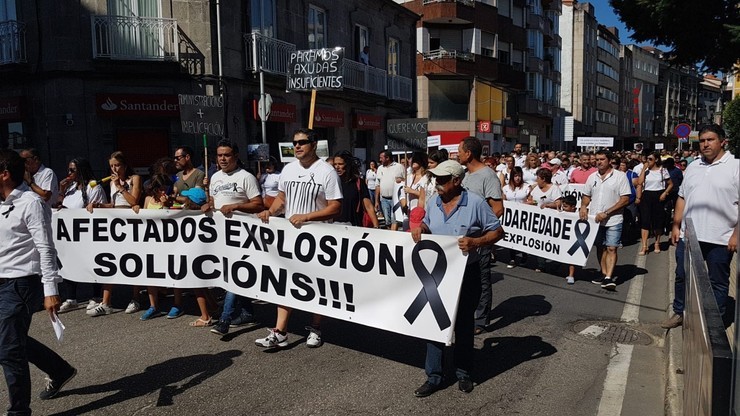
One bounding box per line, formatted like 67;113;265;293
313;108;344;127
96;94;179;117
287;47;345;91
269;103;297;123
0;97;22;121
353;114;382;130
178;94;225;137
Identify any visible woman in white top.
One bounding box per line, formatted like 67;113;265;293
636;151;673;255
404;152;429;217
522;153;541;185
365;160;378;205
85;151;143;317
57;157;108;312
502;167;530;268
498;155;515;187
526;168;562;272
259;158;281;210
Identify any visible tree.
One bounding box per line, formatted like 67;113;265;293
610;0;740;72
724;97;740;152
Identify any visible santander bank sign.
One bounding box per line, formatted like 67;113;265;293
95;94;179;117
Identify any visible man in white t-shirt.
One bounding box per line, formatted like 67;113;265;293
375;150;406;227
548;158;569;187
579;150;631;290
662;125;739;329
202;139;264;336
512;143;526;167
257;128;342;349
20;148;58;208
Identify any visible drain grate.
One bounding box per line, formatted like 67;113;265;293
572;321;653;346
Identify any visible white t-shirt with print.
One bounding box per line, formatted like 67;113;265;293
279;158;342;218
210;168;261;209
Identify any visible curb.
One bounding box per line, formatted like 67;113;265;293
665;244;683;416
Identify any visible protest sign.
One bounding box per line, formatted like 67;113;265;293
53;210;468;344
498;201;598;266
178;94;225;137
287;48;344;91
386;118;428;151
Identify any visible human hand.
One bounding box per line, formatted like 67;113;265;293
257;210;271;223
45;295;61;320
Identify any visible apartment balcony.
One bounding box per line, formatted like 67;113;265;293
527;55;544;72
424;49;475;61
548;33;561;48
244;32;296;76
92;15;178;61
544;0;562;13
388;74;413;102
418;0;477;24
419;51;525;90
344;58;388;96
0;20;26;65
527;13;545;31
519;93;547;116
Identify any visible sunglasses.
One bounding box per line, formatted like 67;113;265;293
293;139;312;147
435;175;453;185
173;155;185;161
647;157;655;160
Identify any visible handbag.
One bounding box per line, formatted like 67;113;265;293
356;178;374;228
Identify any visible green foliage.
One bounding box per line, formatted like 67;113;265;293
610;0;740;72
724;97;740;152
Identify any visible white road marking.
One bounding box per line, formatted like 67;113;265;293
579;324;607;339
596;343;635;416
620;253;646;323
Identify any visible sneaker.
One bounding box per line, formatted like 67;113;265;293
566;276;575;285
166;306;184;319
210;321;230;336
38;367;77;400
124;300;140;314
59;299;78;313
305;326;323;348
661;314;683;329
591;276;605;285
601;277;617;290
140;307;162;321
255;328;288;348
507;260;516;269
230;311;256;327
86;299;99;310
86;303;112;317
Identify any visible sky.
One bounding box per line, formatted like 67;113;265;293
587;0;657;48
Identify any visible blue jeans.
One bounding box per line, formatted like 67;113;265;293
380;197;394;225
368;188;376;206
0;277;73;415
425;262;481;385
673;239;732;316
218;292;254;324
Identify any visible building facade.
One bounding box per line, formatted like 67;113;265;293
0;0;416;175
593;25;620;142
625;45;659;147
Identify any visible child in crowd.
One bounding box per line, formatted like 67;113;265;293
391;172;406;231
561;195;578;285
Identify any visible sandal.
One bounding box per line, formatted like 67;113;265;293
653;243;661;253
189;317;214;327
638;245;648;256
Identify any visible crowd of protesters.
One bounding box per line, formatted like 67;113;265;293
3;125;732;408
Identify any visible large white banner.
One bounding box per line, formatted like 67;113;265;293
559;183;585;209
52;210;469;344
498;201;599;265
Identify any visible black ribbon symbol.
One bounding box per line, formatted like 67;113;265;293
404;240;451;330
1;205;14;218
567;220;591;257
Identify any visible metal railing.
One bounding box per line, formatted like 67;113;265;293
423;0;475;6
244;32;296;76
0;20;26;65
91;15;178;61
343;58;387;96
683;217;732;416
423;49;474;61
388;75;413;102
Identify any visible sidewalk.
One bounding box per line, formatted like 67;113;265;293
665;244;683;416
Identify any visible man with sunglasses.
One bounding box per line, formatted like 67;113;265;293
173;146;205;206
19;148;58;209
411;160;503;397
257;128;342;349
0;149;77;414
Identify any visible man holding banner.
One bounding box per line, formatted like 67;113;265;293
257;128;342;348
411;160;503;397
579;150;631;290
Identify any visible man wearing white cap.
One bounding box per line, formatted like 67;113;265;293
548;158;569;187
411;160;503;397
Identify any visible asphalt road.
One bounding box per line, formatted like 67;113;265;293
11;226;673;415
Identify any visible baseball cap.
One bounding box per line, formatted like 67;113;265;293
549;158;562;166
181;187;207;205
428;160;465;178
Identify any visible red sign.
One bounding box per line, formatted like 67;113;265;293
353;114;382;130
269;103;297;123
478;121;492;133
96;94;180;117
313;108;344;127
675;123;692;138
0;97;22;121
427;130;470;146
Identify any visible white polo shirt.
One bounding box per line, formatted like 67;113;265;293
582;168;631;227
679;152;739;245
33;164;59;208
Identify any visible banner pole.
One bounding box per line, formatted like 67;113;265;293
203;134;209;193
308;89;317;129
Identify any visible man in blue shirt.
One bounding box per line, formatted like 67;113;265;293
411;160;503;397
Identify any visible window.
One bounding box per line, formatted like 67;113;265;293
481;32;497;58
596;86;618;103
429;79;471;121
109;0;159;17
354;24;369;62
308;5;326;49
251;0;276;37
498;41;510;64
387;37;399;75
